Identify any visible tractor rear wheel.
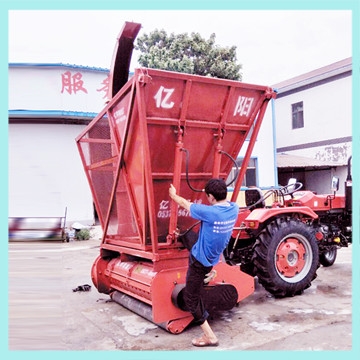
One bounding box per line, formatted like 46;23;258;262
253;217;319;298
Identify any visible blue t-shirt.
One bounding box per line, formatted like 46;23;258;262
189;201;239;266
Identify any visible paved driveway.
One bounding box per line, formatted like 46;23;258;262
8;233;354;353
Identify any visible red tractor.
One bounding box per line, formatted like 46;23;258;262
224;155;352;297
76;22;352;333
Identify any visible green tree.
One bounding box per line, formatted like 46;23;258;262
135;29;242;81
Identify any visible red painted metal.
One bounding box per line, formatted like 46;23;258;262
108;21;141;98
276;238;306;277
285;190;346;211
243;206;319;230
77;68;276;254
76;23;276;332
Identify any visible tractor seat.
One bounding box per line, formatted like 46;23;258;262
245;188;265;209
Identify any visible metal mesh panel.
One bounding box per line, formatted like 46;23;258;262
80;115;118;227
107;170;139;239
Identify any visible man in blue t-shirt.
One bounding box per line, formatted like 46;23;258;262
169;178;239;347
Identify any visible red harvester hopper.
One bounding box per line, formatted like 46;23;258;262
76;22;276;334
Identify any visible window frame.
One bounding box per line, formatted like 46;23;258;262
291;101;304;129
227;157;258;187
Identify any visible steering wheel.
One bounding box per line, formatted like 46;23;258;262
278;182;303;196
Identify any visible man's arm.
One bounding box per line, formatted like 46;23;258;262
169;184;192;211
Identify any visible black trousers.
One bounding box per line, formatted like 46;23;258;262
183;254;213;325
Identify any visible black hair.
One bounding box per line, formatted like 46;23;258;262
204;178;227;201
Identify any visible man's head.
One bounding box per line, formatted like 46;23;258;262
204;178;227;201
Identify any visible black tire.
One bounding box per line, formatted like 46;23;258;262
319;246;337;267
253;217;319;298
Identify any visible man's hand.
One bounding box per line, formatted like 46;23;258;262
204;270;217;284
169;184;177;199
169;184;192;211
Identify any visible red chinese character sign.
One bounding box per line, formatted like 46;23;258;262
97;75;110;99
61;71;88;94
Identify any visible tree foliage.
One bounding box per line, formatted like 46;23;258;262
135;29;242;81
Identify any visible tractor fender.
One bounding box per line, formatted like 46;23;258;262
244;206;318;230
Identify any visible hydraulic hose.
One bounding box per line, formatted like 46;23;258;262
219;150;239;186
181;148;239;192
181;148;203;192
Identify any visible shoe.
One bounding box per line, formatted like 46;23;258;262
192;335;219;347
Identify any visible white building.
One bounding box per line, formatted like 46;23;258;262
273;57;352;194
8;63;111;225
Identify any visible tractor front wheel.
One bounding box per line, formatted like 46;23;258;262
253;217;319;297
319;246;337;267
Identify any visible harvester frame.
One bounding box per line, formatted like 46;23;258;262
76;21;276;333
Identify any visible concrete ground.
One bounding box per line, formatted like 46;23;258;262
8;227;355;353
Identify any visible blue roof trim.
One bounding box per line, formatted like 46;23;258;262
8;62;110;73
9;109;97;119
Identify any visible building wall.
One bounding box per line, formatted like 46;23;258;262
9;65;110;113
251;102;277;187
278;166;348;194
305;166;349;194
8;64;112;226
275;75;352;164
274;60;352;195
8;123;95;225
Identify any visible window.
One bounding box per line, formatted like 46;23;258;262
292;101;304;129
227;157;258;187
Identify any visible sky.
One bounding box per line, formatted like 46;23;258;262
8;9;353;86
